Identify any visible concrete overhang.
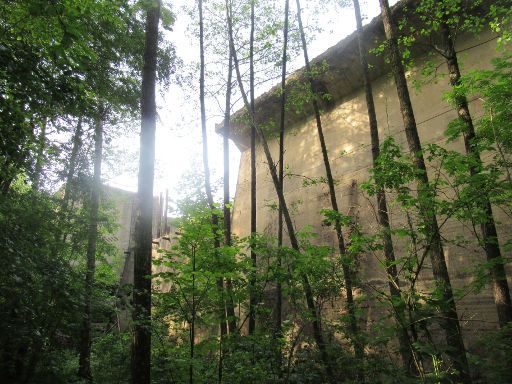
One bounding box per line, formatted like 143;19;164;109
215;0;491;151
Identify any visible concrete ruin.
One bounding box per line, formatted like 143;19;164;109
106;0;512;349
224;1;512;345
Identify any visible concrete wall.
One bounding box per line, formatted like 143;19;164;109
102;185;163;284
230;31;512;345
102;186;165;329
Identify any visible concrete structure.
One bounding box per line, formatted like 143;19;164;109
103;185;169;328
226;0;512;345
103;185;163;284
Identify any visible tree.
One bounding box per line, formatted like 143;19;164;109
0;0;145;195
276;0;290;360
131;1;161;383
60;118;83;227
379;0;471;381
351;0;416;372
198;0;231;380
221;31;234;384
153;196;226;384
295;0;364;371
248;0;258;337
226;2;335;380
1;1;151;382
31;120;46;192
78;113;104;381
416;0;512;328
221;2;238;338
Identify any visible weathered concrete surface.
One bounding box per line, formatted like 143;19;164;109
102;185;162;284
228;18;512;347
102;185;165;329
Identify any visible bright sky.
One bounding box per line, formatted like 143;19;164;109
106;0;397;209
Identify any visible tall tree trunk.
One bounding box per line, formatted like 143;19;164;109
226;3;334;380
131;2;160;383
199;3;230;382
438;16;512;328
199;0;238;344
223;53;234;310
189;246;196;384
199;0;217;243
379;1;471;382
56;118;82;253
220;45;234;384
352;0;417;373
164;188;169;234
248;0;257;337
78;114;103;382
223;53;233;258
276;0;289;356
225;278;237;334
199;0;237;335
223;4;238;337
62;118;83;215
273;0;289;375
32;120;46;191
295;0;364;369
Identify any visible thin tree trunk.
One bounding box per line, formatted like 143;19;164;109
164;188;169;234
438;17;512;327
32;120;46;191
199;1;229;381
62;118;83;215
352;0;416;373
225;278;237;334
248;0;257;337
223;52;234;305
199;0;217;244
295;0;364;370
276;0;290;364
379;1;471;382
189;246;196;384
220;45;234;384
78;114;103;382
226;3;334;380
131;2;160;383
54;118;82;256
199;0;236;345
223;53;233;257
59;118;83;245
223;3;238;337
